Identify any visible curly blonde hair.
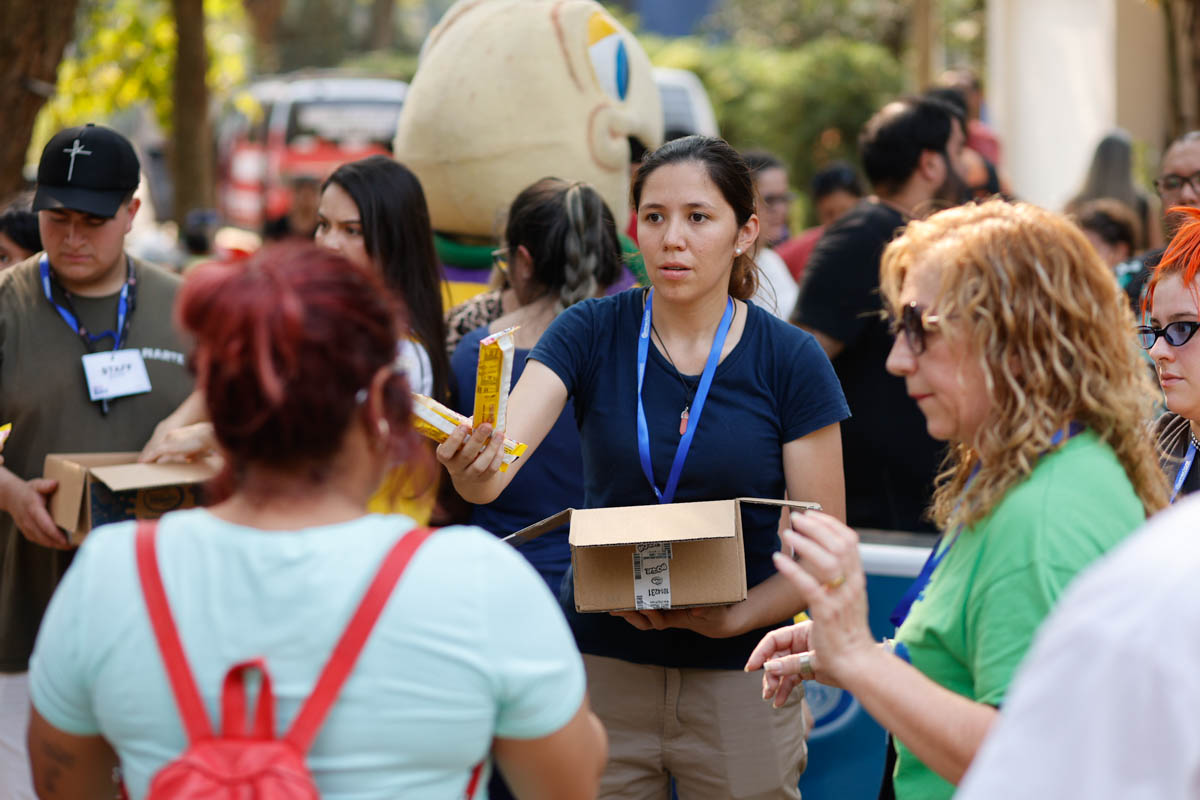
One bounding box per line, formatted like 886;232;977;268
880;200;1167;531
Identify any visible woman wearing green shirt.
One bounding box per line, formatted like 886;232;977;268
748;200;1168;800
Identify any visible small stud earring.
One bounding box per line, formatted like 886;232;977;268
377;419;391;440
735;248;742;255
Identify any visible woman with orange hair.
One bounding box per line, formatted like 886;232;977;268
1141;205;1200;501
746;200;1167;800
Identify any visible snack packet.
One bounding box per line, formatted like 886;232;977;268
473;326;518;433
412;394;527;472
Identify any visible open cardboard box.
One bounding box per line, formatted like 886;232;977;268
506;498;820;612
44;453;220;545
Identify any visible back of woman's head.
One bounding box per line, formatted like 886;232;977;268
0;201;41;255
323;155;450;399
1077;130;1137;207
1073;198;1141;253
880;199;1166;525
504;178;621;311
1147;205;1200;311
178;242;419;488
631;135;759;300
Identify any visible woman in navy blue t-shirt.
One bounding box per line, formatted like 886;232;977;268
439;136;849;799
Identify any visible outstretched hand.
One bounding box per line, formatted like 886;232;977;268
745;510;879;704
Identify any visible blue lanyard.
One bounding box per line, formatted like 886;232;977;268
889;424;1084;633
636;289;733;504
1171;438;1197;504
40;253;134;352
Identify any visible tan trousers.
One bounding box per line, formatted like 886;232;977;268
584;654;808;800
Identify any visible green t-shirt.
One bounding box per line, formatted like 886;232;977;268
0;254;194;672
892;432;1145;800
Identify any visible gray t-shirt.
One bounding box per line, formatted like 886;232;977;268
0;253;193;671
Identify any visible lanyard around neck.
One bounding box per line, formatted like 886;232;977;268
40;253;136;353
636;289;734;504
889;423;1085;633
1171;437;1197;504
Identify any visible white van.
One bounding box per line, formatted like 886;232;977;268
653;67;719;140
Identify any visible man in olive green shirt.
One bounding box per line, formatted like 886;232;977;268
0;124;193;796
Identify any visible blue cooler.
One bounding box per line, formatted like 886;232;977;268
797;533;932;800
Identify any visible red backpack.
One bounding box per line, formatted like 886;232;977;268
133;520;485;799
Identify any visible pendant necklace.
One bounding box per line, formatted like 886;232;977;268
651;302;736;436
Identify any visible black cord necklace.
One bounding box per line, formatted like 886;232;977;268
651;301;737;436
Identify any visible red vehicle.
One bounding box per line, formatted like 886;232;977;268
216;74;408;231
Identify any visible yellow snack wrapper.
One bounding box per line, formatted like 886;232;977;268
0;423;9;451
411;394;527;472
473;325;518;432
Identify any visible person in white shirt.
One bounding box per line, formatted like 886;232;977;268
956;494;1200;799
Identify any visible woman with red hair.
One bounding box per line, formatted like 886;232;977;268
24;243;606;799
1141;205;1200;501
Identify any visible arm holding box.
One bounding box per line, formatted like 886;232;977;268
613;420;845;639
0;464;64;548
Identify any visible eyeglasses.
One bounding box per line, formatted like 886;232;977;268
888;302;943;355
491;248;509;275
1137;321;1200;349
1154;171;1200;196
761;192;795;208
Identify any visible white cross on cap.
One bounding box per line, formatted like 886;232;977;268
63;139;92;183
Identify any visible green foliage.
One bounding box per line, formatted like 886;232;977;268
705;0;909;57
32;0;249;153
337;49;421;82
644;34;904;218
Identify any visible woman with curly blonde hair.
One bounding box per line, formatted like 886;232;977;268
747;199;1166;800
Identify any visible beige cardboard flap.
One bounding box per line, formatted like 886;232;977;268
569;500;737;548
504;508;574;547
44;455;93;532
89;460;219;492
736;497;823;513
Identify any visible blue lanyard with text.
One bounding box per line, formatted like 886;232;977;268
1171;438;1197;504
41;253;136;415
636;288;733;504
889;423;1085;634
40;253;134;352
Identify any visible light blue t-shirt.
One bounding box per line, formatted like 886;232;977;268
29;510;585;799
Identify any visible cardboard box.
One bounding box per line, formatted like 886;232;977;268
44;453;220;544
506;498;820;612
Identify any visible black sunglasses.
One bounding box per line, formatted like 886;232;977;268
1137;321;1200;350
887;302;943;355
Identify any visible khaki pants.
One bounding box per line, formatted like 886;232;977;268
584;654;808;800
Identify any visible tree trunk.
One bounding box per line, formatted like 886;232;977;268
367;0;396;51
171;0;213;224
0;0;79;199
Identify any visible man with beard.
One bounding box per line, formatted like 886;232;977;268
1123;130;1200;312
791;96;967;534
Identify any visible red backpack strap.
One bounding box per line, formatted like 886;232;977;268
221;658;276;739
135;520;214;744
464;761;485;798
285;526;436;752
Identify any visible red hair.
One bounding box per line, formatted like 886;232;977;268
1146;206;1200;314
177;242;422;495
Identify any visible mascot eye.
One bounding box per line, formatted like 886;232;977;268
587;12;629;102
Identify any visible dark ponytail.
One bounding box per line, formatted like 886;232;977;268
504;178;622;310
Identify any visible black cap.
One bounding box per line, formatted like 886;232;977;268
33;124;140;218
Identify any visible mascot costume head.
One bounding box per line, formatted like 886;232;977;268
395;0;663;299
